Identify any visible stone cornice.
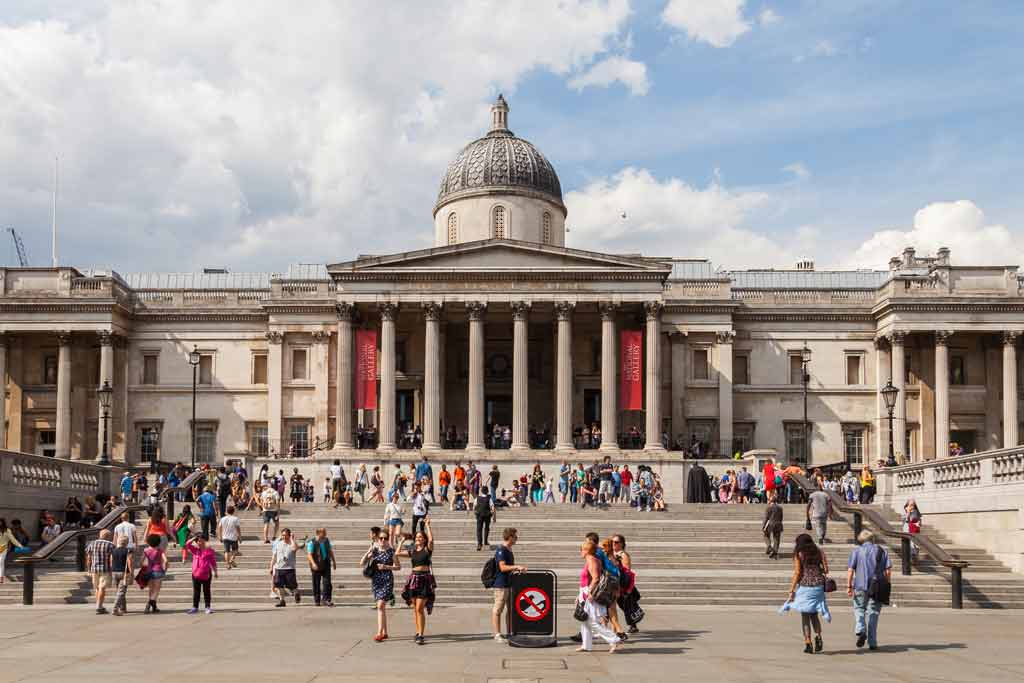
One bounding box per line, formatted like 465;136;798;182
662;304;737;314
734;312;874;322
0;301;131;315
263;304;340;315
330;271;666;283
133;312;268;322
874;300;1024;317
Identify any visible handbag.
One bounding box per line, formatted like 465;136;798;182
362;561;376;579
824;576;837;593
134;567;149;590
573;600;588;622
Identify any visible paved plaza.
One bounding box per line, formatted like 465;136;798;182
0;604;1020;682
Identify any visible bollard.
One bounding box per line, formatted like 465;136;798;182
951;566;963;609
22;562;35;606
852;511;862;539
76;535;86;572
901;537;912;576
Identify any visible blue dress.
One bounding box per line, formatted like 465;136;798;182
371;547;395;602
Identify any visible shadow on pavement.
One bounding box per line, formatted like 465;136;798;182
826;642;967;655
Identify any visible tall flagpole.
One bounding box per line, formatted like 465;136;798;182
52;155;59;268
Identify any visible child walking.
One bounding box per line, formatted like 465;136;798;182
185;533;218;614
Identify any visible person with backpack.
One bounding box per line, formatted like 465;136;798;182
846;530;892;651
488;527;526;642
474;486;495;551
306;527;337;607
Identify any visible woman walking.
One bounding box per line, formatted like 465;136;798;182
860;466;876;504
185;534;218;614
0;519;25;584
903;499;922;560
576;540;620;653
173;505;194;561
384;492;404;546
362;529;400;642
400;518;436;645
144;508;173;555
530;464;544;506
370;466;385;503
141;533;167;613
781;533;832;653
356;464;369;504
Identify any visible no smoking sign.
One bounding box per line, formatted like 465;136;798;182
514;587;550;622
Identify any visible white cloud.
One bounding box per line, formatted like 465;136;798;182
564;167;794;267
0;1;633;271
568;55;650;96
846;200;1022;268
795;39;839;62
661;0;751;48
782;162;811;181
759;8;780;25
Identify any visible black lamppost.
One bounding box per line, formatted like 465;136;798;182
801;342;812;466
188;345;201;470
96;380;112;466
881;379;900;467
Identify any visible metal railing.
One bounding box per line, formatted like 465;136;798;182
791;472;969;609
16;470;207;605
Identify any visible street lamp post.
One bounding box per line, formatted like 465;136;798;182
96;380;113;466
188;345;201;470
881;379;900;467
801;342;812;466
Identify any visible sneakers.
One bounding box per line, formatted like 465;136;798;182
95;607;107;615
205;608;213;615
814;635;823;653
415;634;425;645
274;600;286;608
570;633;583;643
493;633;507;642
803;642;813;654
627;626;639;634
856;632;867;648
144;602;152;614
324;600;334;607
187;608;198;615
294;590;302;604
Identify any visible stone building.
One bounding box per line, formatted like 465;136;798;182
2;96;1023;469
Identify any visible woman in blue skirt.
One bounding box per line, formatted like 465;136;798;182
781;533;832;653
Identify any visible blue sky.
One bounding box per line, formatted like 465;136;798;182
2;1;1022;272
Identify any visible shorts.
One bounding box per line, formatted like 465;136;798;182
493;587;509;615
739;488;751;498
273;568;298;591
91;572;112;591
263;511;279;524
387;518;404;527
223;539;239;552
148;569;166;580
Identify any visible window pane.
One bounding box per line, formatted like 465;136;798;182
196;425;217;463
252;354;268;384
846;355;861;385
844;428;864;467
693;350;708;380
292;349;307;380
140;427;159;463
786;424;808;463
288;424;309;457
249;425;268;457
789;356;802;385
734;355;748;385
199;355;213;384
143;356;158;385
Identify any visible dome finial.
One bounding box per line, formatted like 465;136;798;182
490;93;510;133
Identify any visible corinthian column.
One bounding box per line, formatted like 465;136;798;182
554;301;575;451
467;302;487;451
56;332;73;459
599;303;620;452
378;304;398;450
890;331;907;462
335;304;354;448
97;332;114;458
511;301;531;451
1004;331;1019;448
644;303;666;452
934;331;952;459
422;303;443;450
0;333;7;449
267;331;283;455
716;330;735;457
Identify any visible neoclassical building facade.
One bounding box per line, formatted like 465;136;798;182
2;97;1023;468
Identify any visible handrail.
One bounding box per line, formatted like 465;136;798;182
16;469;208;605
790;472;968;608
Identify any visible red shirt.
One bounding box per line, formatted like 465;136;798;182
620;470;633;486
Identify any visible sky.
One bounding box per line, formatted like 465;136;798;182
2;0;1023;274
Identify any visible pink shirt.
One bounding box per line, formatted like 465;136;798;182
185;541;217;581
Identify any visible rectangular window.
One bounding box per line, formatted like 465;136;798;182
292;348;307;380
693;349;709;380
195;423;217;463
950;355;966;385
247;423;269;457
252;353;268;385
396;340;407;374
785;422;810;464
733;422;755;453
199;355;213;385
734;354;749;385
846;354;863;385
688;419;718;454
43;355;58;385
843;426;865;468
139;426;160;463
288;423;310;457
36;429;56;458
143;355;159;385
789;355;803;385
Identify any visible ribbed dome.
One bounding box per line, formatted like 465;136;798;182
434;95;564;215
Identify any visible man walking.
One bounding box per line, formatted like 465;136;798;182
259;482;281;543
217;505;242;569
492;527;527;641
306;527;336;607
197;486;219;540
737;467;755;504
475;486;495;551
597;456;614;505
112;511;137;559
847;530;892;650
111;536;132;616
84;529;114;615
762;492;784;559
806;482;832;545
270;528;302;607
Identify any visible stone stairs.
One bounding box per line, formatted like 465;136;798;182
2;501;1023;609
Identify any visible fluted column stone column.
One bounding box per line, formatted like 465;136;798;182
56;332;73;459
511;301;531;451
335;304;354;448
644;302;666;452
378;303;398;450
716;330;735;457
267;331;283;455
422;303;443;450
554;302;575;451
599;303;620;452
97;332;114;459
467;302;487;451
875;337;891;461
0;333;7;449
890;331;907;463
1004;331;1019;448
934;331;952;459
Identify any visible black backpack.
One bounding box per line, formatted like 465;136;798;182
481;553;498;588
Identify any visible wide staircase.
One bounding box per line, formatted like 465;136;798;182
3;501;1024;609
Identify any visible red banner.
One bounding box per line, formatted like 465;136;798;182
620;330;643;411
355;329;378;410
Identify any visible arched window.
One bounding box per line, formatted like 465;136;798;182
542;212;552;244
493;205;505;239
447;212;458;245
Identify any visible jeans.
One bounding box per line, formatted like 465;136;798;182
200;515;215;539
570;486;578;504
192;577;212;609
853;591;882;647
312;569;332;604
114;573;129;612
811;516;827;544
490;488;497;503
475;516;491;548
412;514;426;537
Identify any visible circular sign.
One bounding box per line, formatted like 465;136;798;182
514;587;550;622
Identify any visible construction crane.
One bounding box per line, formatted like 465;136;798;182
7;228;29;266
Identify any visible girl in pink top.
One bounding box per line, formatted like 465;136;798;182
184;535;218;614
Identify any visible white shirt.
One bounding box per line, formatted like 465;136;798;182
217;515;241;542
330;464;343;480
411;493;428;516
113;521;137;548
384;501;403;520
260;488;280;510
42;523;62;543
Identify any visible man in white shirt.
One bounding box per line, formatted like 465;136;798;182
112;512;137;560
259;485;281;543
217;505;242;569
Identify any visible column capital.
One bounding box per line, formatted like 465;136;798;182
554;301;575;321
873;336;890;350
311;330;330;344
715;330;736;345
266;331;283;345
1004;331;1021;346
935;330;954;346
97;331;114;347
889;330;907;346
336;302;355;321
379;302;399;322
510;301;531;321
643;301;664;321
422;302;444;322
598;302;618;321
466;301;487;321
56;331;72;346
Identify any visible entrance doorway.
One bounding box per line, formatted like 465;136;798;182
397;390;415;428
950;429;976;455
583;390;601;426
485;396;512;427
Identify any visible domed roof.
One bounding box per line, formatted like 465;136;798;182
435;95;564;215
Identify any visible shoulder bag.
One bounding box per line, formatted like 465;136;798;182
865;546;891;605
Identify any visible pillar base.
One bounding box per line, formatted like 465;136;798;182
643;444;667;455
599;443;621;453
466;444;486;455
554;444;575;454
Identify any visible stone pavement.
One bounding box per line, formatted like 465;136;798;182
0;604;1021;682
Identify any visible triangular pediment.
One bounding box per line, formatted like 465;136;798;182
327;239;669;274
